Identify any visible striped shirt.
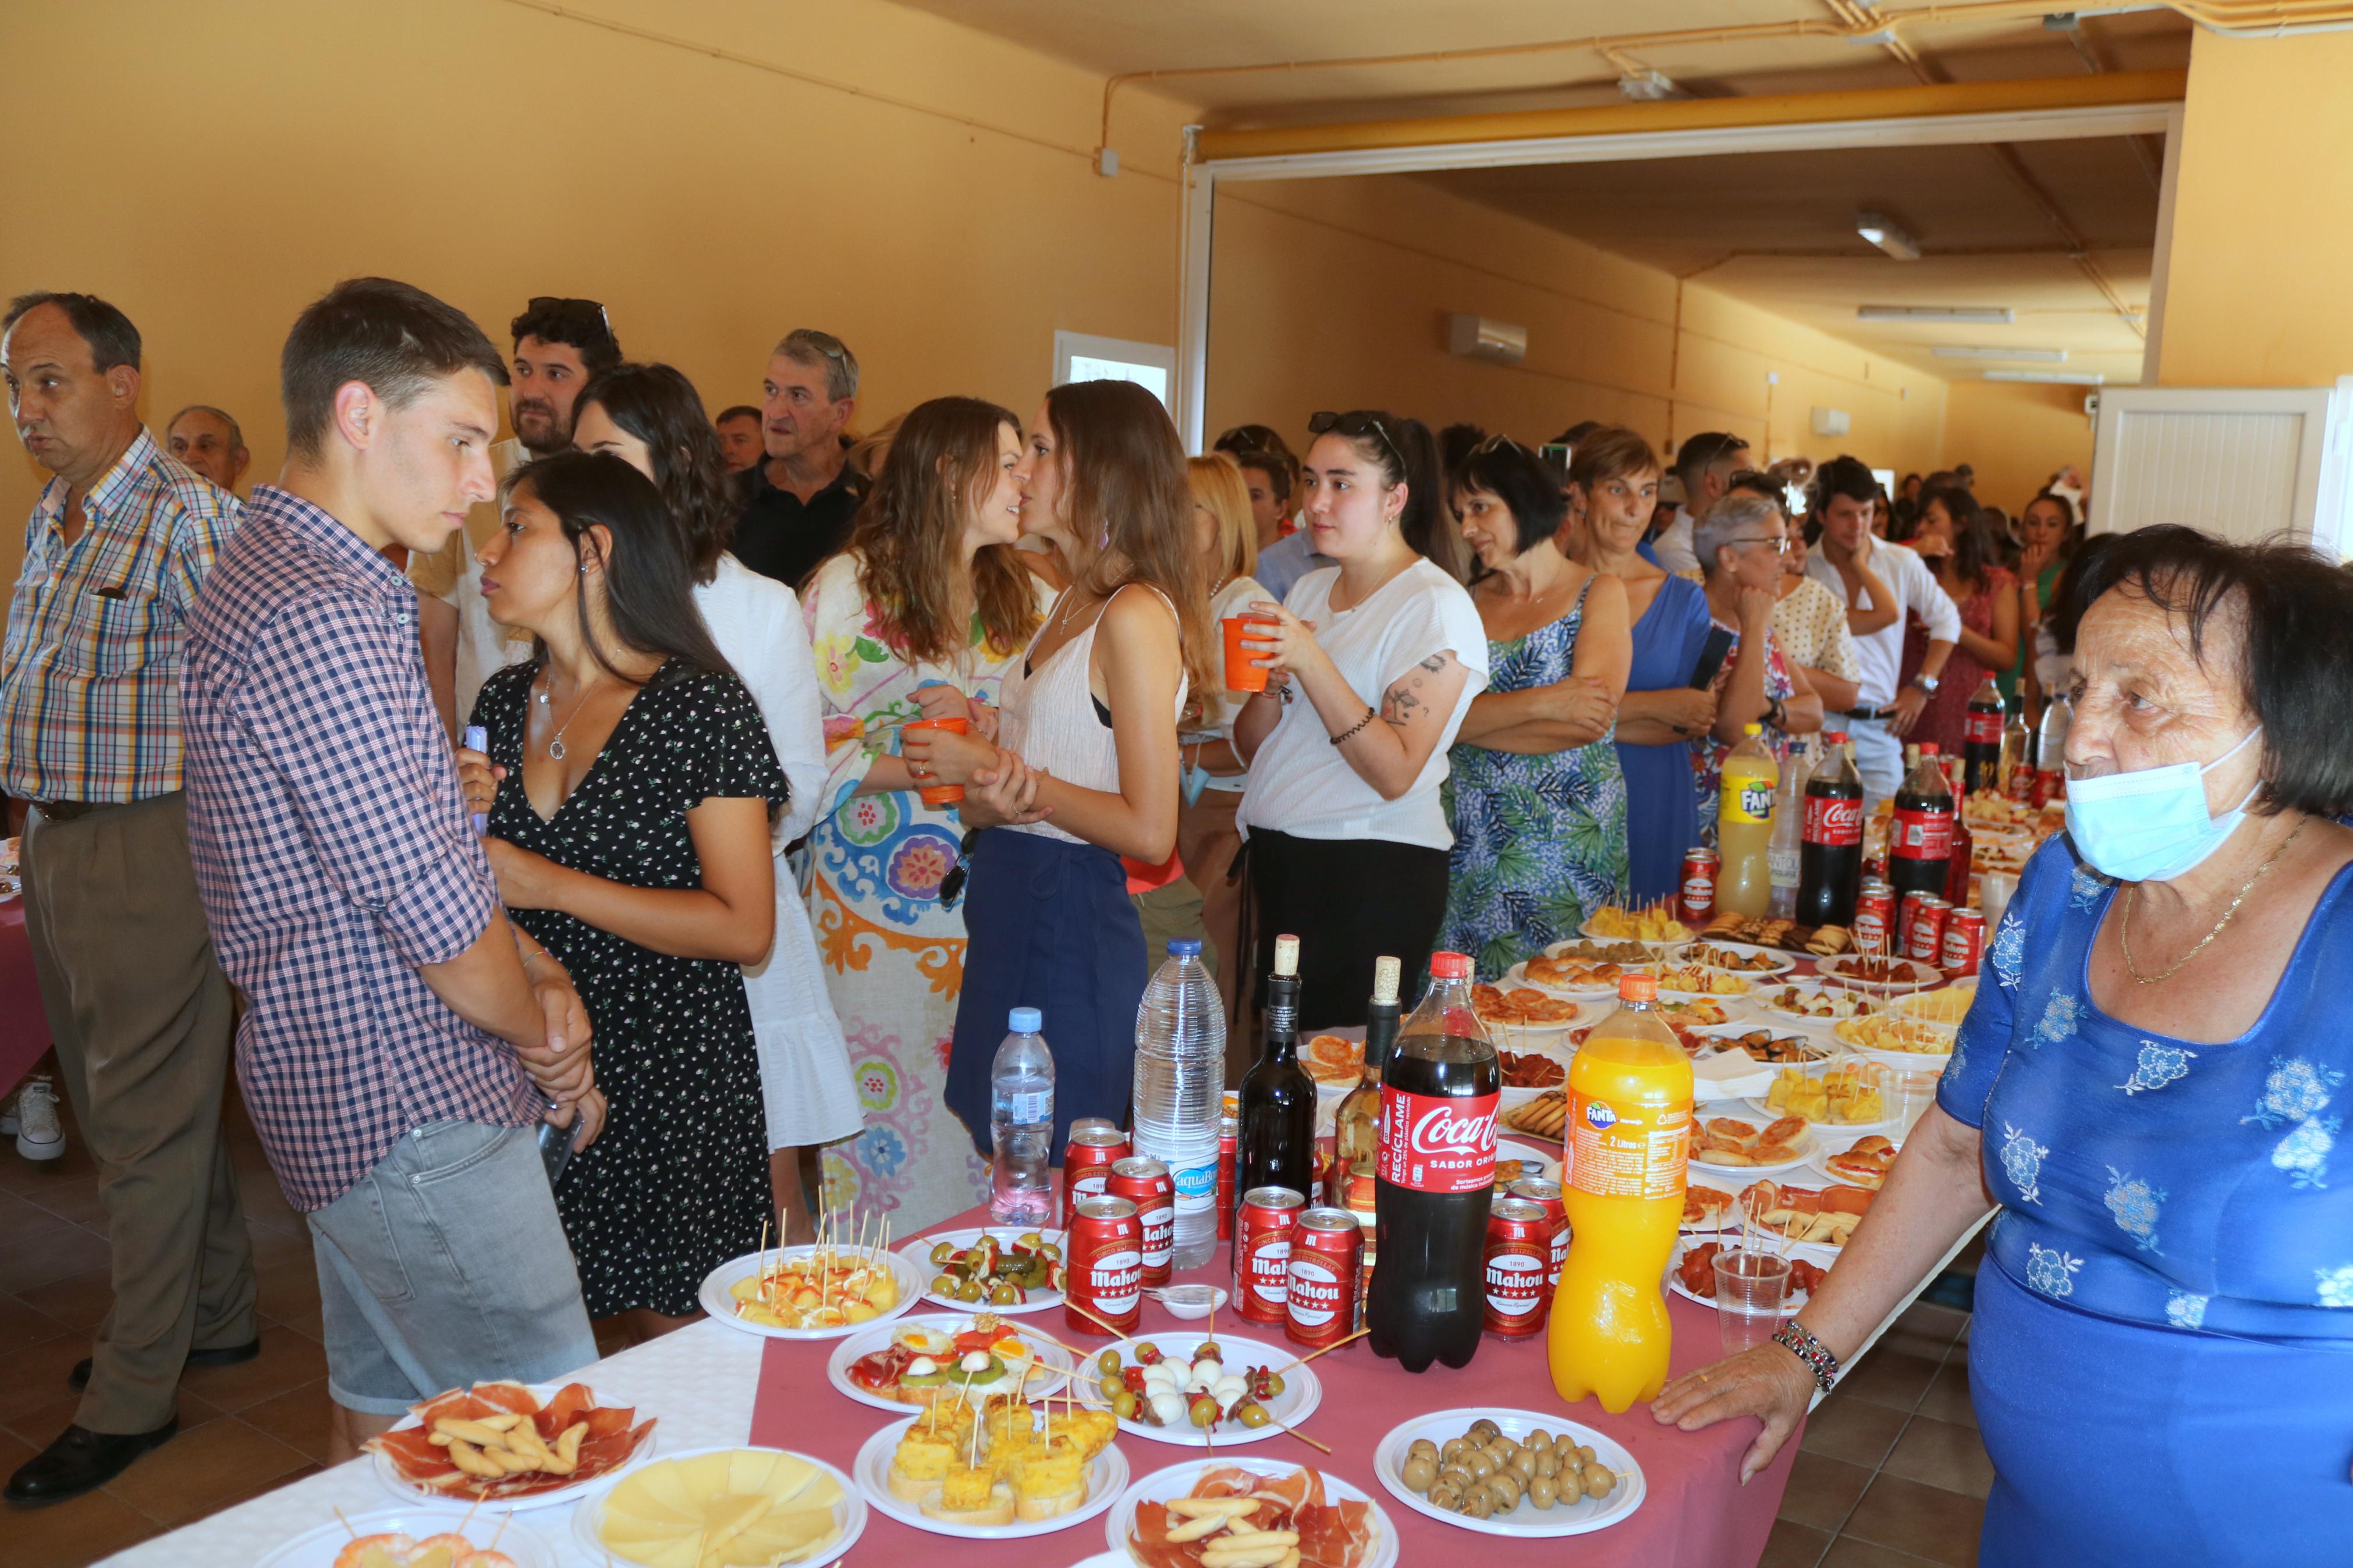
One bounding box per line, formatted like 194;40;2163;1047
0;428;240;802
181;485;540;1211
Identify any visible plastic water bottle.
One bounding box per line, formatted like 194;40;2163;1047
1766;741;1806;920
989;1008;1055;1225
1131;938;1225;1270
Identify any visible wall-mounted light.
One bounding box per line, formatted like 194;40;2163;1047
1618;69;1684;101
1855;213;1921;262
1448;313;1527;365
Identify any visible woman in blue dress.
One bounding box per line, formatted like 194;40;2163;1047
1563;428;1715;905
1440;436;1631;978
1658;525;2353;1566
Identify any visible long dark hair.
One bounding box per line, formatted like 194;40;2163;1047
850;396;1042;664
1315;408;1466;580
573;362;739;583
504;450;734;688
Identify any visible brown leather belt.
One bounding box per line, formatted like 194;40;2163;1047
31;799;126;823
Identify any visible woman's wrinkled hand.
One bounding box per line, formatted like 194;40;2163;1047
1654;685;1719;737
1650;1341;1818;1485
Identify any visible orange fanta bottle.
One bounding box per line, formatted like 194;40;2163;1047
1548;972;1694;1412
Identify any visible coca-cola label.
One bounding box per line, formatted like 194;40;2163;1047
1965;709;2003;746
1891;805;1955;860
1080;1247;1141;1317
1376;1087;1500;1194
1286;1256;1344;1329
1484;1249;1546;1322
1246;1237;1291;1309
1802;793;1864;848
1137;1200;1173;1270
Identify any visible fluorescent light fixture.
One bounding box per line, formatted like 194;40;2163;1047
1855;213;1921;262
1858;305;2014;323
1618;69;1684;101
1933;346;2068;362
1984;369;2106;385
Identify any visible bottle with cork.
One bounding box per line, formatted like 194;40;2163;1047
1335;956;1403;1304
1236;934;1316;1232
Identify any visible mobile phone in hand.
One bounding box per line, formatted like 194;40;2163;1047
537;1117;576;1187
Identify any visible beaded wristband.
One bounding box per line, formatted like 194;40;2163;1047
1328;704;1379;746
1772;1320;1841;1394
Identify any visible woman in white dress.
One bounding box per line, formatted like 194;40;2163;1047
573;363;860;1240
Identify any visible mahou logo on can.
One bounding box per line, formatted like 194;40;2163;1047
1375;1087;1499;1194
1064;1195;1142;1335
1482;1197;1552;1338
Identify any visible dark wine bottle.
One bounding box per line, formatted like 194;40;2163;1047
1236;933;1316;1224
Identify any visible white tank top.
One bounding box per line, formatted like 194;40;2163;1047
997;584;1186;844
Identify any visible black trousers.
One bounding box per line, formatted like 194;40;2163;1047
1243;828;1450;1032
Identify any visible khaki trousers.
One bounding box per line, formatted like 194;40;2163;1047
23;791;256;1434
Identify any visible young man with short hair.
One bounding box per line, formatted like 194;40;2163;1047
1651;430;1749;578
165;403;251;494
735;328;864;591
714;403;763;473
180;276;605;1464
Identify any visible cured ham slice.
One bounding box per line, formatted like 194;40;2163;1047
1129;1467;1374;1568
363;1382;653;1499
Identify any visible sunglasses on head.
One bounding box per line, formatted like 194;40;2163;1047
1307;410;1405;475
526;296;615;343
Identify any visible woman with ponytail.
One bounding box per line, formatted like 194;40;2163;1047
1232;411;1490;1027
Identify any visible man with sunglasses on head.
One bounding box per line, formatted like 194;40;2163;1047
734;328;865;593
410;297;619;738
1651;431;1749;579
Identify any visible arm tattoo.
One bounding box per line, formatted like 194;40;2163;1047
1382;687;1423;727
1419;655;1445;672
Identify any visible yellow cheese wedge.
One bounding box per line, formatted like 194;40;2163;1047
597;1449;843;1568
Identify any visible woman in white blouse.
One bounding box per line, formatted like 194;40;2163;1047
1234;411;1489;1028
573;364;860;1240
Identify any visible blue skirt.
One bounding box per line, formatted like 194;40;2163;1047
1970;1258;2353;1566
944;828;1148;1160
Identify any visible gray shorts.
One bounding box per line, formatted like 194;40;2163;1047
306;1121;598;1417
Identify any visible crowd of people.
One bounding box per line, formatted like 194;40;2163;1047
11;272;2346;1558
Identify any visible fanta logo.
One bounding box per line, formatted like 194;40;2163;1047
1584;1100;1618;1131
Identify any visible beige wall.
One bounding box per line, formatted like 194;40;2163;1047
2157;28;2353;387
1939;379;2095;517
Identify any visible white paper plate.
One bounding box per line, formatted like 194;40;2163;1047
1372;1408;1645;1539
1493;1137;1561;1187
1106;1458;1396;1567
1667;1236;1837;1312
1685;1020;1841;1064
1070;1332;1321;1448
572;1446;865;1568
255;1509;559;1568
1688;1117;1817;1176
1665;938;1798;979
1500;958;1624;1002
1577;914;1694;949
1739;1056;1907;1137
1749;978;1886;1029
1813;953;1943;993
1803;1140;1898;1192
826;1312;1075;1413
1472;991;1592;1042
700;1245;927;1340
854;1413;1128;1539
900;1226;1067;1315
367;1382;655;1512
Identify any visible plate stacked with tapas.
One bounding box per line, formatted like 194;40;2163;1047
828;1313;1074;1412
1110;1460;1393;1568
900;1228;1067;1314
1374;1410;1642;1538
1075;1334;1319;1448
702;1240;926;1338
858;1394;1127;1537
363;1381;655;1510
254;1509;558;1568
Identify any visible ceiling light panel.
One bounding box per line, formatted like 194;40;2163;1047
1933;346;2069;362
1857;305;2015;323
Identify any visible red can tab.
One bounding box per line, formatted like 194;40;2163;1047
1376;1086;1499;1194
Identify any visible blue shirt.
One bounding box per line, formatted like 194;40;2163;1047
1939;833;2353;1342
1252;530;1333;606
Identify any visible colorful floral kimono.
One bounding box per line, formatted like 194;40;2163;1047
800;553;1046;1232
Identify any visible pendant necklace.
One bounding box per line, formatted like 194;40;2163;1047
537;670;599;762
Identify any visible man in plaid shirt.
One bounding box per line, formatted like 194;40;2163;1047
179;278;605;1466
1;291;260;1505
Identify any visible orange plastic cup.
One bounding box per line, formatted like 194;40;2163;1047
903;714;969;806
1223;614;1275;694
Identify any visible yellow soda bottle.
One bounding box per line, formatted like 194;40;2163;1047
1548;972;1693;1412
1716;722;1780;918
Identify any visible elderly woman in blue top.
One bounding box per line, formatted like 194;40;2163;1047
1656;525;2353;1567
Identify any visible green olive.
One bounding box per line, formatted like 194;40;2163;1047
1259;1372;1285;1398
929;1274;960;1297
987;1281;1020;1307
1096;1349;1123;1375
1188;1396;1218;1428
1236;1400;1272;1428
929;1241;956;1265
1111;1390;1139;1420
1098;1374;1125;1399
954;1277;985;1303
1194;1342;1223;1363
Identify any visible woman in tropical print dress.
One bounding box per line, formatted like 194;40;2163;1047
1440;438;1632;979
802;397;1047;1233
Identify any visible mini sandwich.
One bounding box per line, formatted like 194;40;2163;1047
981;1395;1034;1449
920;1461;1016;1528
888;1425;958;1503
1012;1447;1087;1522
1043;1407;1118;1460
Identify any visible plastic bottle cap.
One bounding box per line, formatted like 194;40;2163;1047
1619;972;1659;1002
1825;730;1847;743
1919;742;1940;756
1008;1007;1042;1033
1429;951;1472;980
1166;938;1202;957
1744;722;1763;736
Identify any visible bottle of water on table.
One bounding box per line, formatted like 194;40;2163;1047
989;1007;1055;1225
1131;938;1225;1270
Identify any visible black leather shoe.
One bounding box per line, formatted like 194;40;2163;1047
68;1337;261;1391
5;1420;178;1505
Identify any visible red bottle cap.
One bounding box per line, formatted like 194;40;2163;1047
1919;742;1940;755
1429;951;1472;980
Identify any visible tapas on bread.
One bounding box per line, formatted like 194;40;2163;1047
364;1382;653;1506
1125;1463;1383;1568
1819;1135;1898;1190
837;1315;1068;1409
1302;1035;1364;1088
1738;1178;1875;1246
1519;954;1630;993
1758;984;1883;1023
1690;1115;1813;1172
1472;984;1584;1027
1761;1062;1888;1127
1677;941;1794;975
1695;1028;1832;1065
1681;1183;1736;1232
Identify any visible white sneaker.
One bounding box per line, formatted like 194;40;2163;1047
14;1077;62;1160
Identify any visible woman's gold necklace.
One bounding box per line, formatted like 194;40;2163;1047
536;670;603;761
2118;819;2305;984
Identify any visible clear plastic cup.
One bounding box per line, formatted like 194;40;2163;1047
1713;1249;1793;1353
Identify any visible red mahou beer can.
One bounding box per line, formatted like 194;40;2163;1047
1483;1196;1553;1338
1903;894;1950;966
1284;1206;1363;1350
1062;1122;1128;1227
1506;1177;1570;1292
1234;1185;1305;1325
1105;1157;1175;1287
1064;1195;1142;1337
1678;847;1720;927
1941;907;1987;976
1853;883;1897;956
1215;1090;1238;1242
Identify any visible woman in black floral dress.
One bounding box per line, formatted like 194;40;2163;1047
458;451;787;1339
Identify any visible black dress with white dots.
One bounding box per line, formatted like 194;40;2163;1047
474;657;786;1319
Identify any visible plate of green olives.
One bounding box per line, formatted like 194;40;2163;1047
1374;1409;1644;1537
899;1228;1067;1314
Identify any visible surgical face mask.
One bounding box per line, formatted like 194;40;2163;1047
2063;727;2263;883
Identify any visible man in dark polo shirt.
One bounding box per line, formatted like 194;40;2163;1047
735;328;865;592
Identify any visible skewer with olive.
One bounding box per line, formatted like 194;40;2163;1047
924;1231;1064;1306
1399;1420;1618;1519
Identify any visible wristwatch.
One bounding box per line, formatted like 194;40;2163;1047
1912;672;1940;695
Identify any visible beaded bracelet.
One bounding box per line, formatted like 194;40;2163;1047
1772;1319;1841;1394
1328;704;1379;746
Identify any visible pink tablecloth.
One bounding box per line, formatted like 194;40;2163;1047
750;1205;1798;1567
0;898;50;1099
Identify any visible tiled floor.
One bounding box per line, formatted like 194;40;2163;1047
3;1072;1990;1567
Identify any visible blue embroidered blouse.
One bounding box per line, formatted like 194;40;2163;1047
1937;833;2353;1341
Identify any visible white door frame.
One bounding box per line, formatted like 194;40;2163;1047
1174;99;2179;451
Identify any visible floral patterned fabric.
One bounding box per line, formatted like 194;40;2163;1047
800;553;1050;1233
1439;582;1629;979
1688;616;1797;841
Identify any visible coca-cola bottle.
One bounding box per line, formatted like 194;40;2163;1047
1890;742;1957;902
1798;731;1865;926
1236;934;1316;1232
1942;753;1976;906
1368;951;1499;1373
2002;706;2033;801
1962;676;2004;797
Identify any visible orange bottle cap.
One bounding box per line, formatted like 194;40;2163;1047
1619;972;1658;1003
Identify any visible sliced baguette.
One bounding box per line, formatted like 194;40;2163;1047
887;1464;942;1505
1014;1481;1086;1522
920;1481;1016;1528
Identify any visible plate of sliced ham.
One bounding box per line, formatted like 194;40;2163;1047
364;1380;656;1510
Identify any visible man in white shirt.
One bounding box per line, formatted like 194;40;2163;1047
1651;431;1749;578
1804;456;1962;806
